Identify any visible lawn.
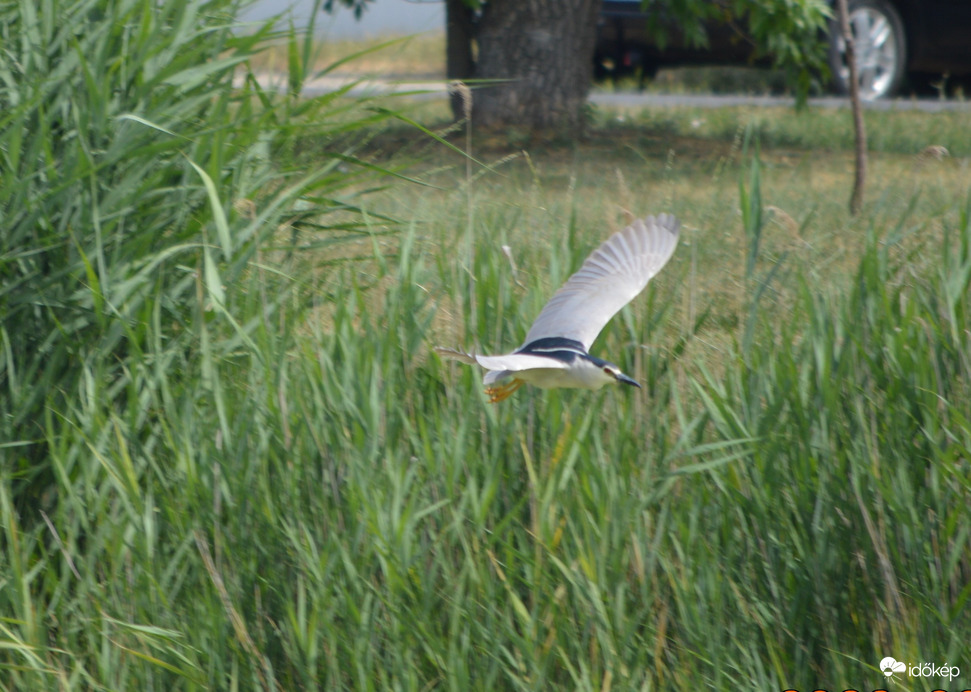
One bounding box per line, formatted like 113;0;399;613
2;2;970;690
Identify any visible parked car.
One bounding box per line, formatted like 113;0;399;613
594;0;971;99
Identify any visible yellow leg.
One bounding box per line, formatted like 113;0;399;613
485;378;523;403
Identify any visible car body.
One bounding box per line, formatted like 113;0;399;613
594;0;971;99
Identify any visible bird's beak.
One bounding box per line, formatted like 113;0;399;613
615;372;641;388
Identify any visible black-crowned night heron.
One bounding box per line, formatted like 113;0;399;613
436;213;680;402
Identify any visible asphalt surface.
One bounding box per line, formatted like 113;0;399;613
592;91;971;112
250;74;971;111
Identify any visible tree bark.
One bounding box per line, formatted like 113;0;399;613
472;0;602;136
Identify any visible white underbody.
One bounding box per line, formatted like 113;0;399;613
483;358;615;390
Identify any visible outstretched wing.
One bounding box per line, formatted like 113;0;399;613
522;214;680;351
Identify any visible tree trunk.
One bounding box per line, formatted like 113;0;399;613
837;0;867;215
473;0;602;136
445;0;477;121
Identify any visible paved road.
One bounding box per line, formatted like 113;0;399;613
253;74;971;111
592;91;971;112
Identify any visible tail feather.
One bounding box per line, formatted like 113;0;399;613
433;346;479;365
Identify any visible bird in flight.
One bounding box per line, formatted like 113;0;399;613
435;213;680;402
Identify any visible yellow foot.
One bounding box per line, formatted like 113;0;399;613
485;379;523;403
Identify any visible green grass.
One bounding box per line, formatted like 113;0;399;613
609;103;971;157
3;4;971;690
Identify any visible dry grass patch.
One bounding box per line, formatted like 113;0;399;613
247;31;446;78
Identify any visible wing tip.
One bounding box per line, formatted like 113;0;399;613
636;212;680;239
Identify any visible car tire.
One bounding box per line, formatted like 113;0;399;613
828;0;907;99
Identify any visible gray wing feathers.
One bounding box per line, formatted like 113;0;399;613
522;214;680;350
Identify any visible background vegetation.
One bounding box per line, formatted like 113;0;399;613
2;1;969;690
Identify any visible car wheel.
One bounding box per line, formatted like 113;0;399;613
828;0;907;99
